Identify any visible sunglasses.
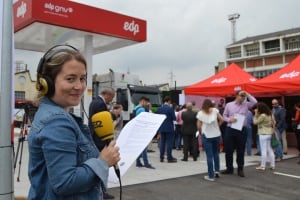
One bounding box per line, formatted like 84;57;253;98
239;94;246;98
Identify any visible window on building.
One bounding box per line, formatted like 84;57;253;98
245;44;259;56
249;68;280;79
264;39;280;53
285;37;300;50
227;47;241;58
15;91;25;100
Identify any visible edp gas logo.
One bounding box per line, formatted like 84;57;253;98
211;77;227;84
279;70;300;79
44;2;73;14
17;1;27;18
124;20;140;36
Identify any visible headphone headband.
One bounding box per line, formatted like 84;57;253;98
37;44;78;75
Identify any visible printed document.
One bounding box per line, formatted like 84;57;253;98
108;112;166;183
231;113;245;131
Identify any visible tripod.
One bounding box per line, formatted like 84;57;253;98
13;102;37;182
13;109;30;182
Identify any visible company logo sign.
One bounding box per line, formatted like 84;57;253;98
234;86;242;91
16;1;27;18
124;20;139;36
279;70;300;79
211;77;227;84
44;2;74;16
249;77;257;82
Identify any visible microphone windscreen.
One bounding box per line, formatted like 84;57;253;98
91;111;114;141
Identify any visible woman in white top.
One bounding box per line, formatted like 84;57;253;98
197;99;223;181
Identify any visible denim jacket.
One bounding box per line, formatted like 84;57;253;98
28;97;109;200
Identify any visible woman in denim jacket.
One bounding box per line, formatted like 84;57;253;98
28;45;120;200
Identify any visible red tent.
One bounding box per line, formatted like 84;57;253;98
246;55;300;97
184;63;257;97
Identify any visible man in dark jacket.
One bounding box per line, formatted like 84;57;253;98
157;96;177;163
88;87;116;199
272;99;286;162
181;102;198;161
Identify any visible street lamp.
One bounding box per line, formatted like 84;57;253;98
228;13;240;43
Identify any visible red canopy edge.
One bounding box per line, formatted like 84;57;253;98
184;63;257;97
246;55;300;97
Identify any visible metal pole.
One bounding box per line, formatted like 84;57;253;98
82;35;93;124
0;0;14;199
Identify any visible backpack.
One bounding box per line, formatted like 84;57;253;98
130;106;143;119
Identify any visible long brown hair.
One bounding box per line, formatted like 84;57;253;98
256;102;272;116
201;99;214;114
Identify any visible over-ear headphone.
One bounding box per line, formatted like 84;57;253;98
36;44;78;96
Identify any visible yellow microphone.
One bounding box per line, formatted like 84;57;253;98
91;111;121;179
91;111;114;142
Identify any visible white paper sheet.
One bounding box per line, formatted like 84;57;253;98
195;131;200;138
108;112;166;183
231;113;245;131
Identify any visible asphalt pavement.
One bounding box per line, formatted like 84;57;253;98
108;157;300;200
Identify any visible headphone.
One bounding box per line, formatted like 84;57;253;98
36;44;78;96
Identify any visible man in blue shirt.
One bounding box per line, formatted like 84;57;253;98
135;96;155;169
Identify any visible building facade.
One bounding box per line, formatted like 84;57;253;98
14;61;37;101
225;27;300;78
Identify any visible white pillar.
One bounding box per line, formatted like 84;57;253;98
0;0;14;199
82;35;93;124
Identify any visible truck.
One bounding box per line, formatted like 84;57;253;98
92;70;162;123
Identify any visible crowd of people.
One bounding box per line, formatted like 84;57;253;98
150;92;300;181
121;90;300;182
26;45;300;199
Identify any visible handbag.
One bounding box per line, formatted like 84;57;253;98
271;133;279;148
270;115;279;148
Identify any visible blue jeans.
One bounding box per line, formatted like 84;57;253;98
246;125;252;155
274;128;283;159
136;147;149;166
174;125;182;148
202;135;220;179
159;131;175;161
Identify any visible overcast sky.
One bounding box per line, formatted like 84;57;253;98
15;0;300;87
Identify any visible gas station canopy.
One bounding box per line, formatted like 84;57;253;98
13;0;147;124
13;0;147;53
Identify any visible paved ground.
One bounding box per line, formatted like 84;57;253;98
13;131;300;199
108;157;300;200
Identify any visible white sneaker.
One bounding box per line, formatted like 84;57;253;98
204;175;215;181
255;166;265;171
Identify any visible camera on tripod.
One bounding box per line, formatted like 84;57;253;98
14;99;38;127
13;99;38;181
